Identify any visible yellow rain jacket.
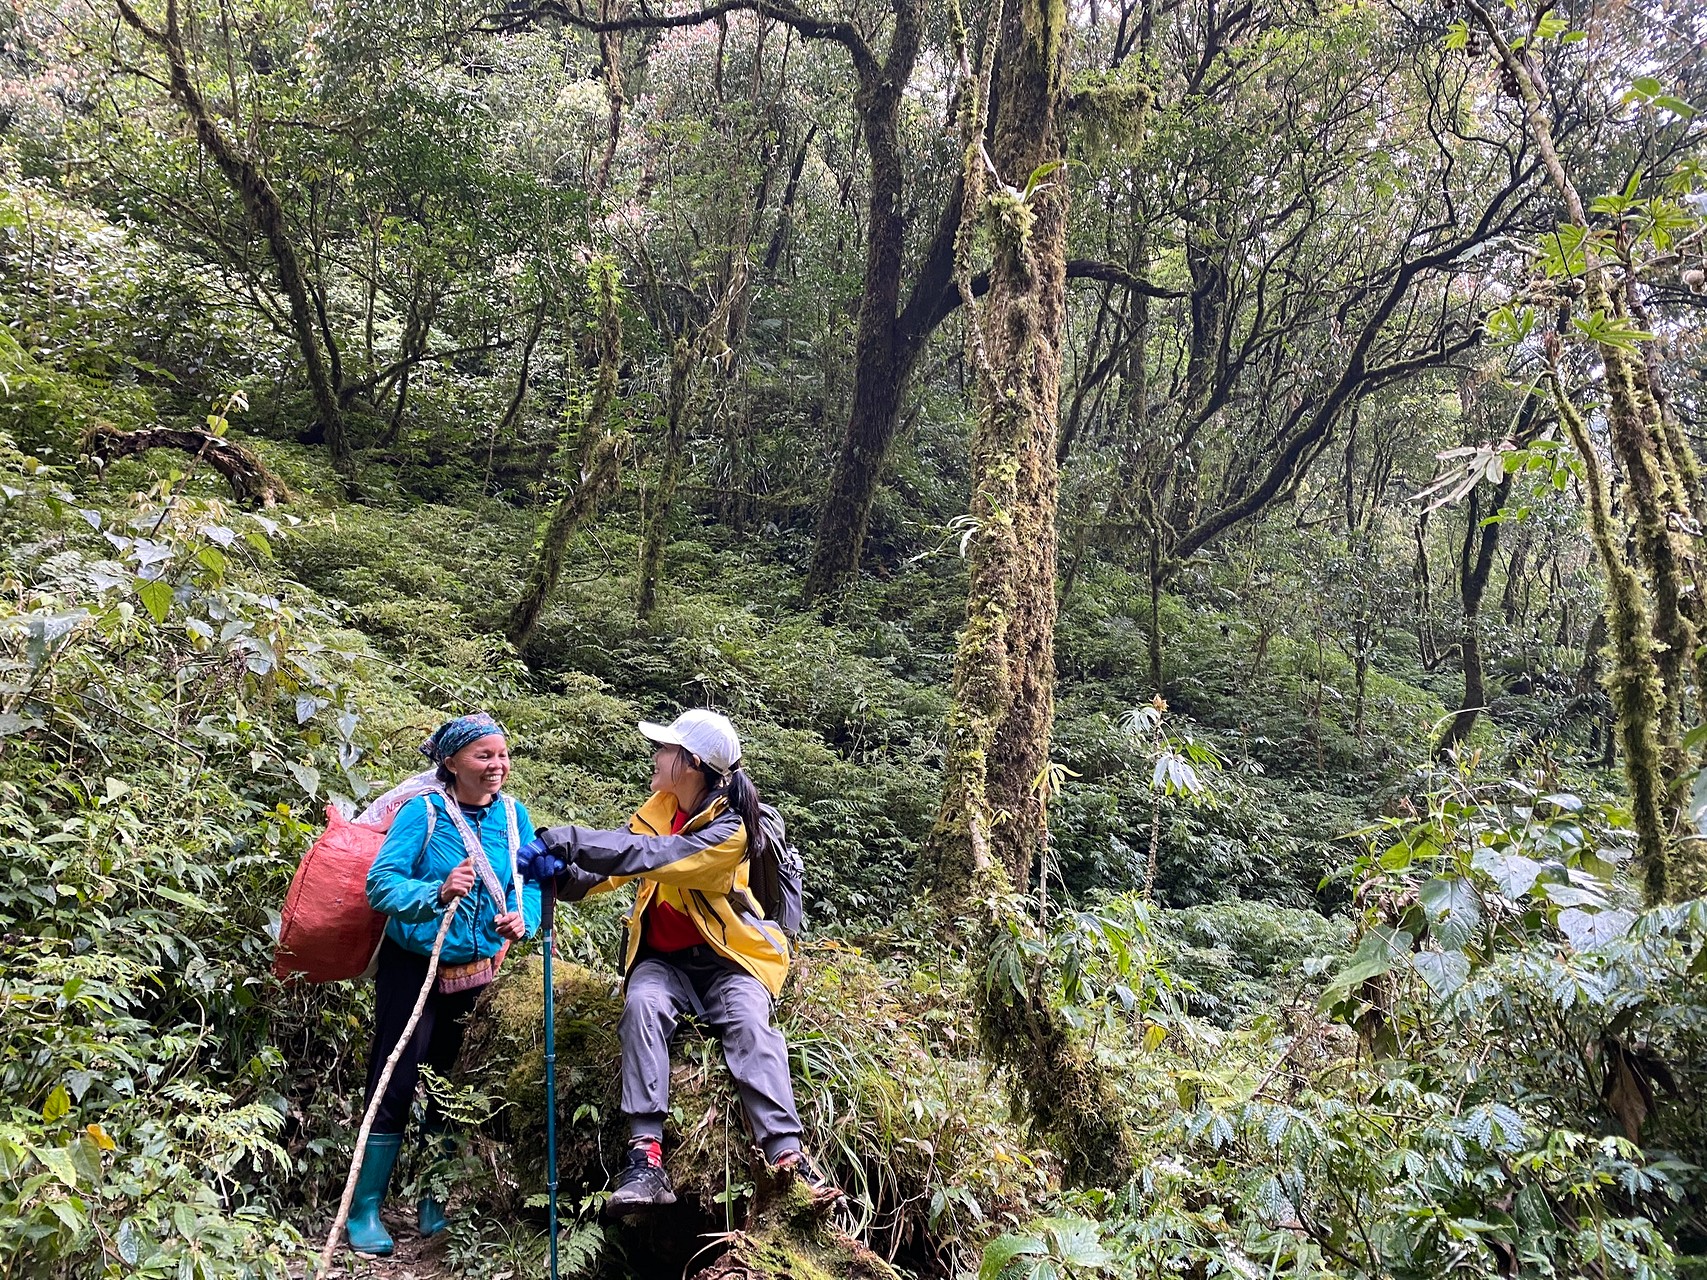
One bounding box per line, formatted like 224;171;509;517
539;791;791;997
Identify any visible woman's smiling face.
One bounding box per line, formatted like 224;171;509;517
446;733;510;800
650;744;690;794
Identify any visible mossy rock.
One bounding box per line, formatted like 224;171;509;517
689;1168;898;1280
459;941;1048;1275
459;953;902;1278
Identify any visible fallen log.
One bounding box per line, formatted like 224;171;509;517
84;424;292;507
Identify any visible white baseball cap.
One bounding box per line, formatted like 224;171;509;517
638;709;743;775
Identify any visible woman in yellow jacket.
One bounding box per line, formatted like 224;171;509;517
519;709;837;1215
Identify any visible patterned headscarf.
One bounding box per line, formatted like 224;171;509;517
420;711;507;764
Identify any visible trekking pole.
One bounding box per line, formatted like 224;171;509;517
541;876;560;1280
318;903;456;1275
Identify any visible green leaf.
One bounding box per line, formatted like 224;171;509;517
1322;926;1414;1008
1022;160;1064;200
0;712;46;737
1419;876;1483;950
1539;879;1606;909
288;762;321;798
116;1218;145;1265
42;1085;69;1123
1443;17;1469;48
137;578;172;624
171;1202;199;1241
152;884;213;914
1045;1217;1111;1269
31;1143;76;1188
1412;949;1471;998
1571;307;1654;352
1472;848;1544;899
980;1234;1048;1280
1558;907;1634;950
1691;767;1707;835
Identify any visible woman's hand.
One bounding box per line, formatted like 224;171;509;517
492;911;526;941
438;858;475;905
518;836;566;883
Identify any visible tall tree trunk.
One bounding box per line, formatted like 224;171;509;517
1466;0;1694;901
1435;480;1509;755
637;337;697;619
1437;392;1542;753
593;21;625;200
485;301;549;492
763;123;819;275
1552;380;1670;903
508;265;626;652
802;0;926;600
928;0;1138;1191
1414;511;1438;669
931;0;1072;899
115;0;355;482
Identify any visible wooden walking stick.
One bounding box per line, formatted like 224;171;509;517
318;903;456;1274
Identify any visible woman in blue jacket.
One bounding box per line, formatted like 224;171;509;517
348;712;541;1256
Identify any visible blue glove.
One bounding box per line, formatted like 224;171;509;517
517;837;565;883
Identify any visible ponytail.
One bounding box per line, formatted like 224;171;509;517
695;758;766;859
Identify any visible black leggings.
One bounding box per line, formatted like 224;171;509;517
363;937;481;1135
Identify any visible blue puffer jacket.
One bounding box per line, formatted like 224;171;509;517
366;792;542;964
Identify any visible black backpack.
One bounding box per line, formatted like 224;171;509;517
749;803;805;940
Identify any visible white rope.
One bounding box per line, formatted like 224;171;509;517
318;903;456;1274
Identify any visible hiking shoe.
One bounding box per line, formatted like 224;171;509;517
606;1145;676;1216
774;1148;843;1204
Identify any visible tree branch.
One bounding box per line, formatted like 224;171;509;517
485;0;877;79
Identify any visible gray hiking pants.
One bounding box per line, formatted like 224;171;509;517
620;947;803;1161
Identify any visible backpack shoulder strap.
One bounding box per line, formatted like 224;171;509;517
501;794;522;911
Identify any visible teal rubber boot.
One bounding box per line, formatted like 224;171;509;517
416;1126;455;1238
345;1132;402;1256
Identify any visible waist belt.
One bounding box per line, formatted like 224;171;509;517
436;943;508;994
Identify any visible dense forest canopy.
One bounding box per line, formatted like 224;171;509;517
2;0;1706;1274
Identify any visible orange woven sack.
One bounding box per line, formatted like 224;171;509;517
273;806;388;983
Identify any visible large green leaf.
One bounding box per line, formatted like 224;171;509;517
979;1234;1047;1280
1045;1217;1111;1270
1419;876;1482;950
1472;848;1543;899
1557;907;1634;951
1411;949;1471;998
1322;926;1414;1007
137;577;173;624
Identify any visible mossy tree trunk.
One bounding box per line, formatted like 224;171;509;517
926;0;1140;1189
637;336;699;620
1434;481;1507;756
114;0;355;483
1550;378;1671;903
508;263;626;653
638;186;755;617
1466;0;1702;901
930;0;1071;899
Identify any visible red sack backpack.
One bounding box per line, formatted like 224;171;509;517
272;771;441;983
